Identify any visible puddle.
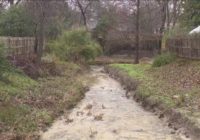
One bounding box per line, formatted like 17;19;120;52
41;66;189;140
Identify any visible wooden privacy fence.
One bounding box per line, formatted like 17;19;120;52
105;33;161;57
139;35;161;57
0;37;35;56
167;36;200;59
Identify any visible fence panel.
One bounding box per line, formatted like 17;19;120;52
0;37;35;57
167;36;200;59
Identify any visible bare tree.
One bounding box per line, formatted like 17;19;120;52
135;0;140;63
4;0;21;6
70;0;94;28
24;0;46;62
155;0;169;54
76;0;87;26
171;0;183;28
25;0;67;62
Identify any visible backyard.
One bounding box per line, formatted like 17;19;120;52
0;0;200;140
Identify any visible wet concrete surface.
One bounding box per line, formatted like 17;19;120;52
41;66;190;140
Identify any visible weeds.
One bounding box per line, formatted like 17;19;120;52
152;52;176;67
0;57;88;139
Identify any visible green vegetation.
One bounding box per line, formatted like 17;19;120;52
0;44;10;77
93;14;115;51
0;6;35;37
0;11;99;139
49;28;102;62
109;59;200;110
0;53;89;138
180;0;200;29
152;52;176;67
1;0;199;138
110;64;150;79
109;64;175;108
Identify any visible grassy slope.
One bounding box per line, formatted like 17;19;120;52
0;61;88;139
110;60;200;124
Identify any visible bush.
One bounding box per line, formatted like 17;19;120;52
153;53;176;67
49;28;102;62
0;6;35;37
0;44;11;75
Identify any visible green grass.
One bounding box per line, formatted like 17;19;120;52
0;60;88;138
110;64;151;79
109;63;180;108
109;59;200;111
0;70;37;101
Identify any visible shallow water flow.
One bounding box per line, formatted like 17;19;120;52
41;66;188;140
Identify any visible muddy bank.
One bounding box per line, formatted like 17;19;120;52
105;65;200;140
41;66;188;140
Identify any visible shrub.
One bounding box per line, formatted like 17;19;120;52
153;53;176;67
0;6;35;37
49;28;102;62
0;44;11;75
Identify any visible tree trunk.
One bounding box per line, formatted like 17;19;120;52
166;2;170;31
172;0;178;28
158;0;168;54
36;1;45;63
135;0;140;64
37;19;44;63
76;0;87;27
9;0;14;5
34;34;38;55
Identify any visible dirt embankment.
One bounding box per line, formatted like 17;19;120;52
0;58;90;140
105;65;200;140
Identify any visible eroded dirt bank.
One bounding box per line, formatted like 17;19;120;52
41;66;189;140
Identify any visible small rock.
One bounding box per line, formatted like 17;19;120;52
65;118;73;124
185;134;190;138
87;111;92;116
125;91;129;98
76;111;84;116
85;104;93;110
112;129;117;133
173;95;180;100
102;104;106;109
136;98;139;102
158;113;164;119
170;131;176;134
94;113;104;121
173;126;178;131
89;131;98;138
168;123;172;127
134;129;144;132
184;132;190;138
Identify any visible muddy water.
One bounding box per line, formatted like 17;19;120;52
41;66;189;140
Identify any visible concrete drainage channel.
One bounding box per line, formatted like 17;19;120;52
41;66;189;140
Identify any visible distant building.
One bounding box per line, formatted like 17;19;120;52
189;26;200;34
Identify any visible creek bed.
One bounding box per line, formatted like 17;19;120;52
41;66;189;140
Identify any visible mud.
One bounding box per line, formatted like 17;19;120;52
41;66;189;140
